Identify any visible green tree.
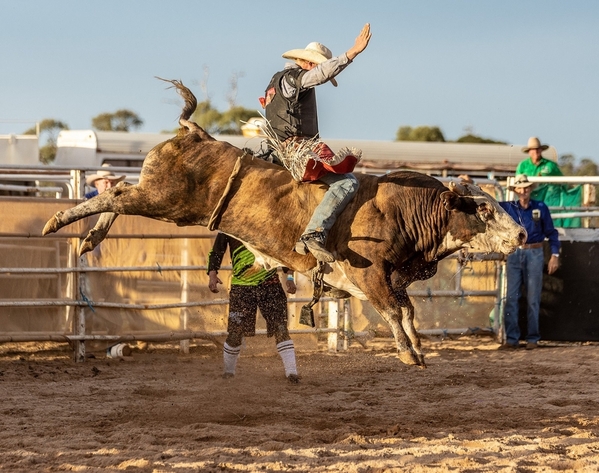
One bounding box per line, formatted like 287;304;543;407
218;106;258;135
92;109;143;132
190;101;256;135
23;118;69;164
576;158;598;176
559;154;575;175
396;126;445;142
455;134;507;144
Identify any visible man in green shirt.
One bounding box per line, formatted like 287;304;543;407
207;233;299;383
516;136;563;203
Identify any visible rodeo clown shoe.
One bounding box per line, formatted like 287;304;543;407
261;23;372;263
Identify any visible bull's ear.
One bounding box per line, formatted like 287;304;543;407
441;191;461;210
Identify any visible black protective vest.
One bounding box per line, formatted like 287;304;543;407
264;68;319;141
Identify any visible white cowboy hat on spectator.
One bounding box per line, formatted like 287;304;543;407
522;136;549;153
509;174;536;190
282;42;338;87
86;164;126;186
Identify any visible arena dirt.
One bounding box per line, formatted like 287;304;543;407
1;336;598;472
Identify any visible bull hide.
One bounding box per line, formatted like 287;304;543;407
42;80;526;367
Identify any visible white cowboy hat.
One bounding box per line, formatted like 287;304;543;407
86;164;126;186
282;42;338;87
522;136;549;153
509;174;536;190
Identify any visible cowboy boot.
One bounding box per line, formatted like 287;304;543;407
295;231;335;262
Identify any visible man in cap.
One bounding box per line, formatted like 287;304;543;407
261;24;371;262
84;164;126;199
498;174;560;350
517;137;563;203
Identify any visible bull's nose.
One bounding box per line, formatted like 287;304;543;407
518;231;527;245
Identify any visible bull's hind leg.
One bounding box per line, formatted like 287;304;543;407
42;184;138;236
79;212;119;255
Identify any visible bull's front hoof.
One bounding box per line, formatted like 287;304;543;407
398;350;427;368
42;213;63;236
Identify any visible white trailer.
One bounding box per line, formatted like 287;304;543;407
0;134;39;165
54;129;559;178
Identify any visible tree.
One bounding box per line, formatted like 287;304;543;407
455;134;506;144
218;106;258;135
396;125;506;144
23;118;69;164
92;109;143;132
187;69;257;135
576;158;598;176
396;126;445;142
559;154;575;175
189;101;256;135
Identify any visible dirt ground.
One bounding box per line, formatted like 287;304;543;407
1;336;598;473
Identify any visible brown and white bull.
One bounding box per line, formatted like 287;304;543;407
42;80;526;367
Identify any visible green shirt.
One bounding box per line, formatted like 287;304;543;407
207;233;277;286
516;157;563;202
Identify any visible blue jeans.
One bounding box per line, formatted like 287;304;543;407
503;247;544;344
303;173;359;238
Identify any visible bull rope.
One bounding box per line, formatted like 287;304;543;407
207;155;244;231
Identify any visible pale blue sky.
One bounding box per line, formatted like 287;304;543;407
2;0;599;167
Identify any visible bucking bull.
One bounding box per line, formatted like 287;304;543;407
42;80;526;367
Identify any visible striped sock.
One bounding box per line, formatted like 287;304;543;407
223;342;241;375
277;340;298;377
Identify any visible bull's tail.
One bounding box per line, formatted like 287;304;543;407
155;77;214;140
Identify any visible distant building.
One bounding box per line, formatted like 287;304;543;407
53;129;558;179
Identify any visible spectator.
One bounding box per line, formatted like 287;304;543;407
499;174;560;350
85;164;125;199
261;24;371;263
517;137;563;203
207;233;300;382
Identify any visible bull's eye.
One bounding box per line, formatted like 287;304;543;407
477;203;494;222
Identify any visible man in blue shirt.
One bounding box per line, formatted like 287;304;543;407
499;174;560;350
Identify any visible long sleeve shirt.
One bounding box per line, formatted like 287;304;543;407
207;233;279;286
281;54;352;97
499;199;561;255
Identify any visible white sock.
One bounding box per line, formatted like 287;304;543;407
223;342;241;375
277;340;298;377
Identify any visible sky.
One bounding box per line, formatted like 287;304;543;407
2;0;599;167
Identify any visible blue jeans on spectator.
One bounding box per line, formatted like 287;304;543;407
503;247;544;345
303;173;359;238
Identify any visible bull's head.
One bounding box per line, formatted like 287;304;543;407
441;181;526;255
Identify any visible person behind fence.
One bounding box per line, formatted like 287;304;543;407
517;137;563;203
207;232;300;383
260;23;371;263
84;164;126;199
498;174;560;351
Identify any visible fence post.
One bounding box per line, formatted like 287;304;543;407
179;238;190;354
327;300;341;352
72;169;86;362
